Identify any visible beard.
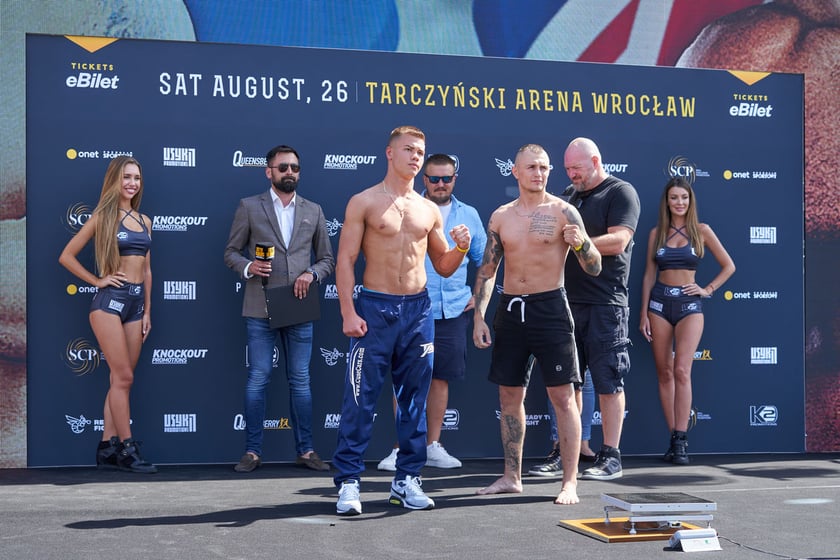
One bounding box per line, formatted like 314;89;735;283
273;176;298;193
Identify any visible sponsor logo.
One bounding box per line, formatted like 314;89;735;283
687;407;712;430
724;291;779;301
603;162;629;174
750;405;778;426
750;347;778;365
233;414;247;431
441;408;460;430
164;413;197;433
349;343;365;404
665;155;710;183
693;349;712;360
495;157;514;176
325;218;343;237
232;150;267;167
163;280;197;301
64;338;101;375
730;102;773;117
66;72;120;89
163;147;196;168
723;170;777;180
323;154;377;170
496;410;550;427
65;149;133;160
151;215;208;232
65;414;92;434
750;226;777;244
263;418;291;430
66;284;99;296
64;202;94;232
591;409;630;426
244;345;281;368
324;284;363;300
324;413;341;429
320;347;345;366
420;343;434;358
151;348;209;365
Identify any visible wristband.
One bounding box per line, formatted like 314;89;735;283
573;239;590;253
456;245;469;253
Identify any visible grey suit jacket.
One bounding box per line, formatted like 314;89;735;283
224;190;335;319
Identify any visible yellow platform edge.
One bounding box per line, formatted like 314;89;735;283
558;517;704;543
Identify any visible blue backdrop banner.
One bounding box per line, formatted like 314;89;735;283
26;34;804;466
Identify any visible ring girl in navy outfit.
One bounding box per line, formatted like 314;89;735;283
639;177;735;465
59;156;157;473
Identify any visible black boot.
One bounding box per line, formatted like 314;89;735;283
95;436;120;470
662;432;678;463
671;431;689;465
116;438;158;474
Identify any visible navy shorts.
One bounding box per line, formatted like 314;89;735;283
648;281;703;326
432;313;470;382
570;303;631;395
489;288;580;387
90;283;145;323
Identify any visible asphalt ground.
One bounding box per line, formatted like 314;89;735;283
1;453;839;560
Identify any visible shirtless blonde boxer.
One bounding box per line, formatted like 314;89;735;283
472;144;601;505
332;125;471;515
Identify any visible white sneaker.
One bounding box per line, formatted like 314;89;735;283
425;441;462;468
377;448;398;472
336;480;362;516
389;475;435;510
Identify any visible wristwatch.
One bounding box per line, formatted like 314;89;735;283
305;267;318;282
574;239;590;253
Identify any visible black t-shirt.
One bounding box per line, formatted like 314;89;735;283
564;176;641;306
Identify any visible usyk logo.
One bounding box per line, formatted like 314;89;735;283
495;157;514;176
66;414;92;434
420;343;434;358
320;347;345;366
64;338;101;375
326;218;343;237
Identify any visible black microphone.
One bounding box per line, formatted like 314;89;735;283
254;243;274;287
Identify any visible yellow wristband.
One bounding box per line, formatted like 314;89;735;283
456;245;469;253
573;243;583;252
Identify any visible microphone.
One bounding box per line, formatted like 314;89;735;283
254;243;274;287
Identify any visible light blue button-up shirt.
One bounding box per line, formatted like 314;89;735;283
423;192;487;320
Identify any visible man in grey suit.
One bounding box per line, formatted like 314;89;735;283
224;144;335;473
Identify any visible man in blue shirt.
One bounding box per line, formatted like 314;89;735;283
377;153;487;471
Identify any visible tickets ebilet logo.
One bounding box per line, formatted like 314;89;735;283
66;62;119;90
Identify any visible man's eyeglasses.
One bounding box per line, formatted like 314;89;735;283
424;174;455;184
269;163;301;173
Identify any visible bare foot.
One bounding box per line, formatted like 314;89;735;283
476;476;523;495
554;483;579;505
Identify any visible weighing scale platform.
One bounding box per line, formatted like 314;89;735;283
601;492;716;535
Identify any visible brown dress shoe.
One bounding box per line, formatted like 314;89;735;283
234;453;261;472
296;451;330;471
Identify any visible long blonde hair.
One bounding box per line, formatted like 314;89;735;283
653;177;704;258
93;156;143;276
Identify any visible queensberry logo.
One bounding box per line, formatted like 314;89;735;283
750;227;777;244
163;147;196;167
232;151;266;167
323;154;377;170
750;405;778;426
163;281;196;301
750;347;777;365
164;413;197;433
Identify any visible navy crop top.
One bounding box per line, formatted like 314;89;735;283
654;226;700;271
117;209;151;257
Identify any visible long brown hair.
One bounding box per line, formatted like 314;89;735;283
93;156;144;276
653;177;704;258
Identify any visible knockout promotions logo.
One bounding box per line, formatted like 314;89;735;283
152;348;209;365
152;215;208;232
323;154;377;170
64;338;101;375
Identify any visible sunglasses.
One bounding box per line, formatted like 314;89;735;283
424;174;455;184
269;163;300;173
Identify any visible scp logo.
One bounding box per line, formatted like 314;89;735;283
750;405;778;426
64;338;101;375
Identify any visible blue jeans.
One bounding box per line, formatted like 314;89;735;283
244;317;314;457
